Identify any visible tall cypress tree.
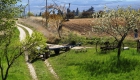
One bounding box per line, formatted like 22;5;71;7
76;7;79;16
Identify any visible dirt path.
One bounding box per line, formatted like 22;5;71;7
18;18;60;79
17;27;26;41
17;23;33;36
17;23;60;80
44;60;59;80
17;24;38;80
18;17;53;38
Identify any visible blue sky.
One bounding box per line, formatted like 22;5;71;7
19;0;140;14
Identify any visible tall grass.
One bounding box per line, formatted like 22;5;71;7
48;48;140;80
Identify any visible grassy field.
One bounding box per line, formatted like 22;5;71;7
17;17;140;80
48;48;140;80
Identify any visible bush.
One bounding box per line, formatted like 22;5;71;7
27;12;34;16
60;33;86;44
81;12;92;18
66;12;75;19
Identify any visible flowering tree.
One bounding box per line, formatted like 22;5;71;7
92;7;140;59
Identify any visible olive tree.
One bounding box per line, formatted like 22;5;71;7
92;7;140;59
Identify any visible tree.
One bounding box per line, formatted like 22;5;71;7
82;12;92;18
87;6;94;14
76;8;79;16
81;6;95;18
39;12;42;16
67;8;71;13
42;4;67;38
0;0;47;80
48;14;63;38
92;7;140;60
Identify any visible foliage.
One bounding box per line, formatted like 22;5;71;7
81;11;93;18
93;10;104;18
48;14;63;38
22;31;47;62
0;0;48;79
42;12;50;19
66;12;75;19
92;6;140;59
86;6;95;13
42;4;67;21
0;0;23;80
42;4;65;38
81;6;95;18
49;48;140;80
27;12;34;16
60;32;86;44
67;8;71;13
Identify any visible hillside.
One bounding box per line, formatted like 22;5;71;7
18;17;94;37
18;17;136;42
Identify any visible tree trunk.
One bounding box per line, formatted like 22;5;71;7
58;23;62;38
117;40;123;60
58;30;61;38
117;45;121;60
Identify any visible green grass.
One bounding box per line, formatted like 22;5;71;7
6;55;31;80
48;48;140;80
32;59;56;80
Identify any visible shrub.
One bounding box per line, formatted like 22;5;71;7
27;12;34;16
66;12;75;19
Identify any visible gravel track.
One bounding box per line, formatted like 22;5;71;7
17;24;38;80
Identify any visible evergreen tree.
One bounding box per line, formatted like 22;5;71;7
76;8;79;16
67;8;71;13
86;6;95;14
72;10;76;16
39;12;42;16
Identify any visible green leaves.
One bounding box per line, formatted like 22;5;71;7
22;31;47;56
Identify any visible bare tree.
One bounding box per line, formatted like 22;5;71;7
42;4;67;38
